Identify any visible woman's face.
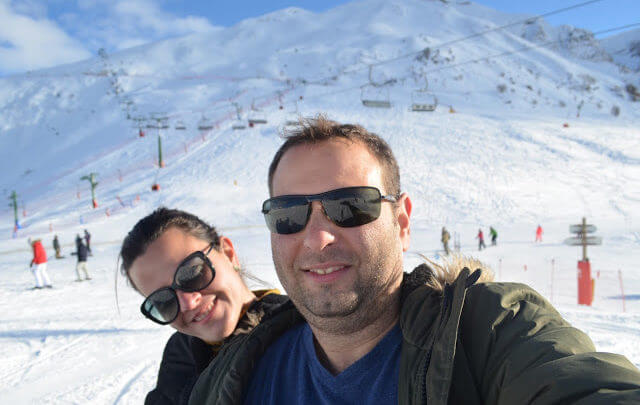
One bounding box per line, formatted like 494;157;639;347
129;227;252;343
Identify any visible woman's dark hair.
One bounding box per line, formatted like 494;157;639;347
119;207;221;292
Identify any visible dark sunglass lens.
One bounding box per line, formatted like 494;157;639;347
175;255;212;291
263;198;310;234
144;289;178;323
323;188;381;227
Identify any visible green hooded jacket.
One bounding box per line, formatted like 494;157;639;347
189;264;640;404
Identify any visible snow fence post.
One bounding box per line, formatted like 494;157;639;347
618;269;626;313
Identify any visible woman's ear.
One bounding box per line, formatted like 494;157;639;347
219;236;240;267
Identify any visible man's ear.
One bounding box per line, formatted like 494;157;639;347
219;236;240;267
396;193;412;252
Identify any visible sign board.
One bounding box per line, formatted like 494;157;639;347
570;224;597;234
564;236;602;246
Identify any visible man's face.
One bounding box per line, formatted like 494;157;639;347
269;139;411;333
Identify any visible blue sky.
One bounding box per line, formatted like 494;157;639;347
0;0;637;75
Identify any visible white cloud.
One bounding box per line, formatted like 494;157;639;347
0;1;91;74
66;0;219;52
0;0;220;74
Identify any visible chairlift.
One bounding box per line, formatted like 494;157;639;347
361;65;392;109
197;117;213;131
411;77;438;112
231;103;246;130
284;101;300;128
175;120;186;131
361;86;391;108
277;91;284;110
248;99;268;127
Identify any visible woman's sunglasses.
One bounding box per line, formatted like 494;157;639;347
261;186;398;235
140;243;215;325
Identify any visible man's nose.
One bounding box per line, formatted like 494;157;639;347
302;201;337;251
176;290;201;312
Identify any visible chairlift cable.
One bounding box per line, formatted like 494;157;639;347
246;0;611;109
362;0;608;70
289;21;640;105
423;22;640;75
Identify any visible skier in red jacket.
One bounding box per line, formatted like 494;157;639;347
536;225;543;242
476;229;486;251
29;239;52;289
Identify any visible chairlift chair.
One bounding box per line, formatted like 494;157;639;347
232;120;246;130
361;85;391;109
360;65;392;108
197;117;213;131
284;101;300;128
411;91;438;112
411;77;438;112
231;103;246;130
175;120;186;130
248;117;267;126
248;99;268;126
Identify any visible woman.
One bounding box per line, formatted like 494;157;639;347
119;207;287;404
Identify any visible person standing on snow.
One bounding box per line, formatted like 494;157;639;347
29;238;53;289
489;226;498;246
53;235;63;259
476;228;486;251
441;226;451;255
74;236;91;281
84;229;92;254
536;225;543;242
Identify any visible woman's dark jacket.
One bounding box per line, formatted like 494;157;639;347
189;265;640;404
144;293;289;405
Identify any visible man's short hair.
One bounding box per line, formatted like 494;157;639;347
268;115;401;197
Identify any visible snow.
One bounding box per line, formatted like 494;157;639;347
0;0;639;402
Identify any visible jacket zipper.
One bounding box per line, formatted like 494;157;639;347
421;285;453;404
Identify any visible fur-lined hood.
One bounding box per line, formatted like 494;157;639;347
402;254;494;298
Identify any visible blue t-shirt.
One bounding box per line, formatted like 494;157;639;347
244;322;401;404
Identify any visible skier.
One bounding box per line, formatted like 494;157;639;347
74;236;91;281
441;227;451;255
52;235;63;259
536;225;543;242
476;228;486;251
490;226;498;246
84;229;92;254
29;238;52;289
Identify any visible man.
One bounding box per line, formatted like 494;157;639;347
441;226;450;255
53;235;63;259
490;226;498;246
74;236;91;281
84;229;92;254
190;117;640;404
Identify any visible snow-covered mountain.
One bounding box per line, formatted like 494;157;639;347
601;27;640;72
1;0;638;234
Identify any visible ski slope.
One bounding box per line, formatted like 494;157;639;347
0;0;639;402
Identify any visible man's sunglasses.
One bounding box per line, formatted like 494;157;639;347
261;186;398;235
140;243;215;325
